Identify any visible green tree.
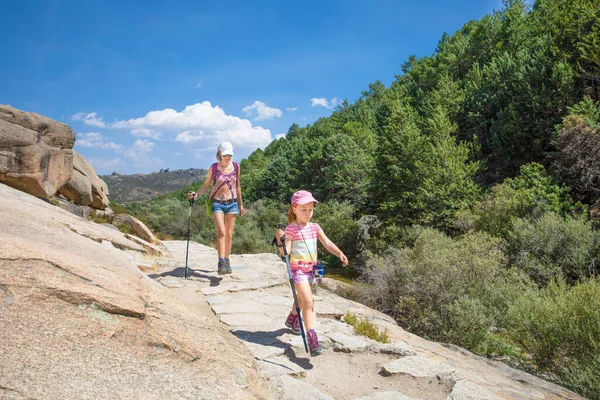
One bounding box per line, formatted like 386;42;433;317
376;101;480;230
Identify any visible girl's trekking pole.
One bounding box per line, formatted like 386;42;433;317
278;224;309;353
184;196;195;279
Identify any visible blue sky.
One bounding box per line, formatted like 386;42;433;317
1;0;503;175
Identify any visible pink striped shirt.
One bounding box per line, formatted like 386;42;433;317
285;222;322;272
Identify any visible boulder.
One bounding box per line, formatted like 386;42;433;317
113;213;161;245
0;105;75;198
59;151;110;209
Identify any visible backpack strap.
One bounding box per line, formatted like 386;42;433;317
211;163;218;182
233;162;239;176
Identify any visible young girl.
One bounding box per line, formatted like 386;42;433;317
275;190;348;356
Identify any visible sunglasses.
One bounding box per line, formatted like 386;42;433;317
221;154;232;157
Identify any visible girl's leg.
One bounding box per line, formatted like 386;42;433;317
223;213;237;258
294;281;315;330
213;212;226;258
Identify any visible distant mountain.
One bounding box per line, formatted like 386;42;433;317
100;168;207;204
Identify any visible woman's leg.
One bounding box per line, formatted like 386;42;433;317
223;213;237;258
294;282;315;330
213;212;226;258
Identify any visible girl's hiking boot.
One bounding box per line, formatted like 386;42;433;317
225;258;232;274
217;259;227;275
307;329;322;356
285;312;301;334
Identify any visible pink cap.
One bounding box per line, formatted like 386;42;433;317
291;190;318;206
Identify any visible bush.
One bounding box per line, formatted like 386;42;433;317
508;278;600;399
463;163;578;237
313;200;360;263
109;201;128;215
230;205;281;254
552;120;600;204
507;213;600;286
357;227;535;353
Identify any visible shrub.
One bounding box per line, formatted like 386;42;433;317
230;217;276;255
109;201;128;215
464;163;578;237
507;213;600;286
357;227;535;353
552;120;600;204
343;312;390;343
508;278;600;399
313;200;360;263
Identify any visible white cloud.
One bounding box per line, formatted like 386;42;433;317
130;127;162;139
87;158;123;169
310;97;329;108
286;107;298;112
194;81;203;89
112;102;273;150
242;101;283;120
275;133;286;139
310;97;340;109
76;132;123;151
124;139;163;169
72;112;106;128
125;139;154;161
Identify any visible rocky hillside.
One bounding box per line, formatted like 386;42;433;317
100;168;207;204
0;182;270;399
1;181;583;400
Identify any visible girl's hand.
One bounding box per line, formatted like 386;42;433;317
275;228;284;244
339;252;348;267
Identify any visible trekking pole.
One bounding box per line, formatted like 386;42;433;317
278;224;309;353
184;196;195;279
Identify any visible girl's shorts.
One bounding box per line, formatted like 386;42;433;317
212;200;239;215
291;268;315;285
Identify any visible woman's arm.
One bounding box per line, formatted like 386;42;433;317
317;230;348;267
188;168;213;200
236;164;245;216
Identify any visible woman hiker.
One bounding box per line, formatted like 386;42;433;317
188;141;245;274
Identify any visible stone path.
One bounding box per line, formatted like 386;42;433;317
149;241;583;400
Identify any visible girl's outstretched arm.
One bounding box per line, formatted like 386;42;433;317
317;230;348;267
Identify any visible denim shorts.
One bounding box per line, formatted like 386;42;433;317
291;269;315;285
211;200;239;215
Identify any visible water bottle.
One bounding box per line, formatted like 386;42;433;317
314;263;325;281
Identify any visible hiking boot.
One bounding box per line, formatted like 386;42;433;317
307;329;322;356
217;259;227;275
285;312;301;335
285;312;301;334
225;258;232;274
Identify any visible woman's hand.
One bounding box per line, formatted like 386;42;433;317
339;252;348;267
187;191;198;200
240;205;246;217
